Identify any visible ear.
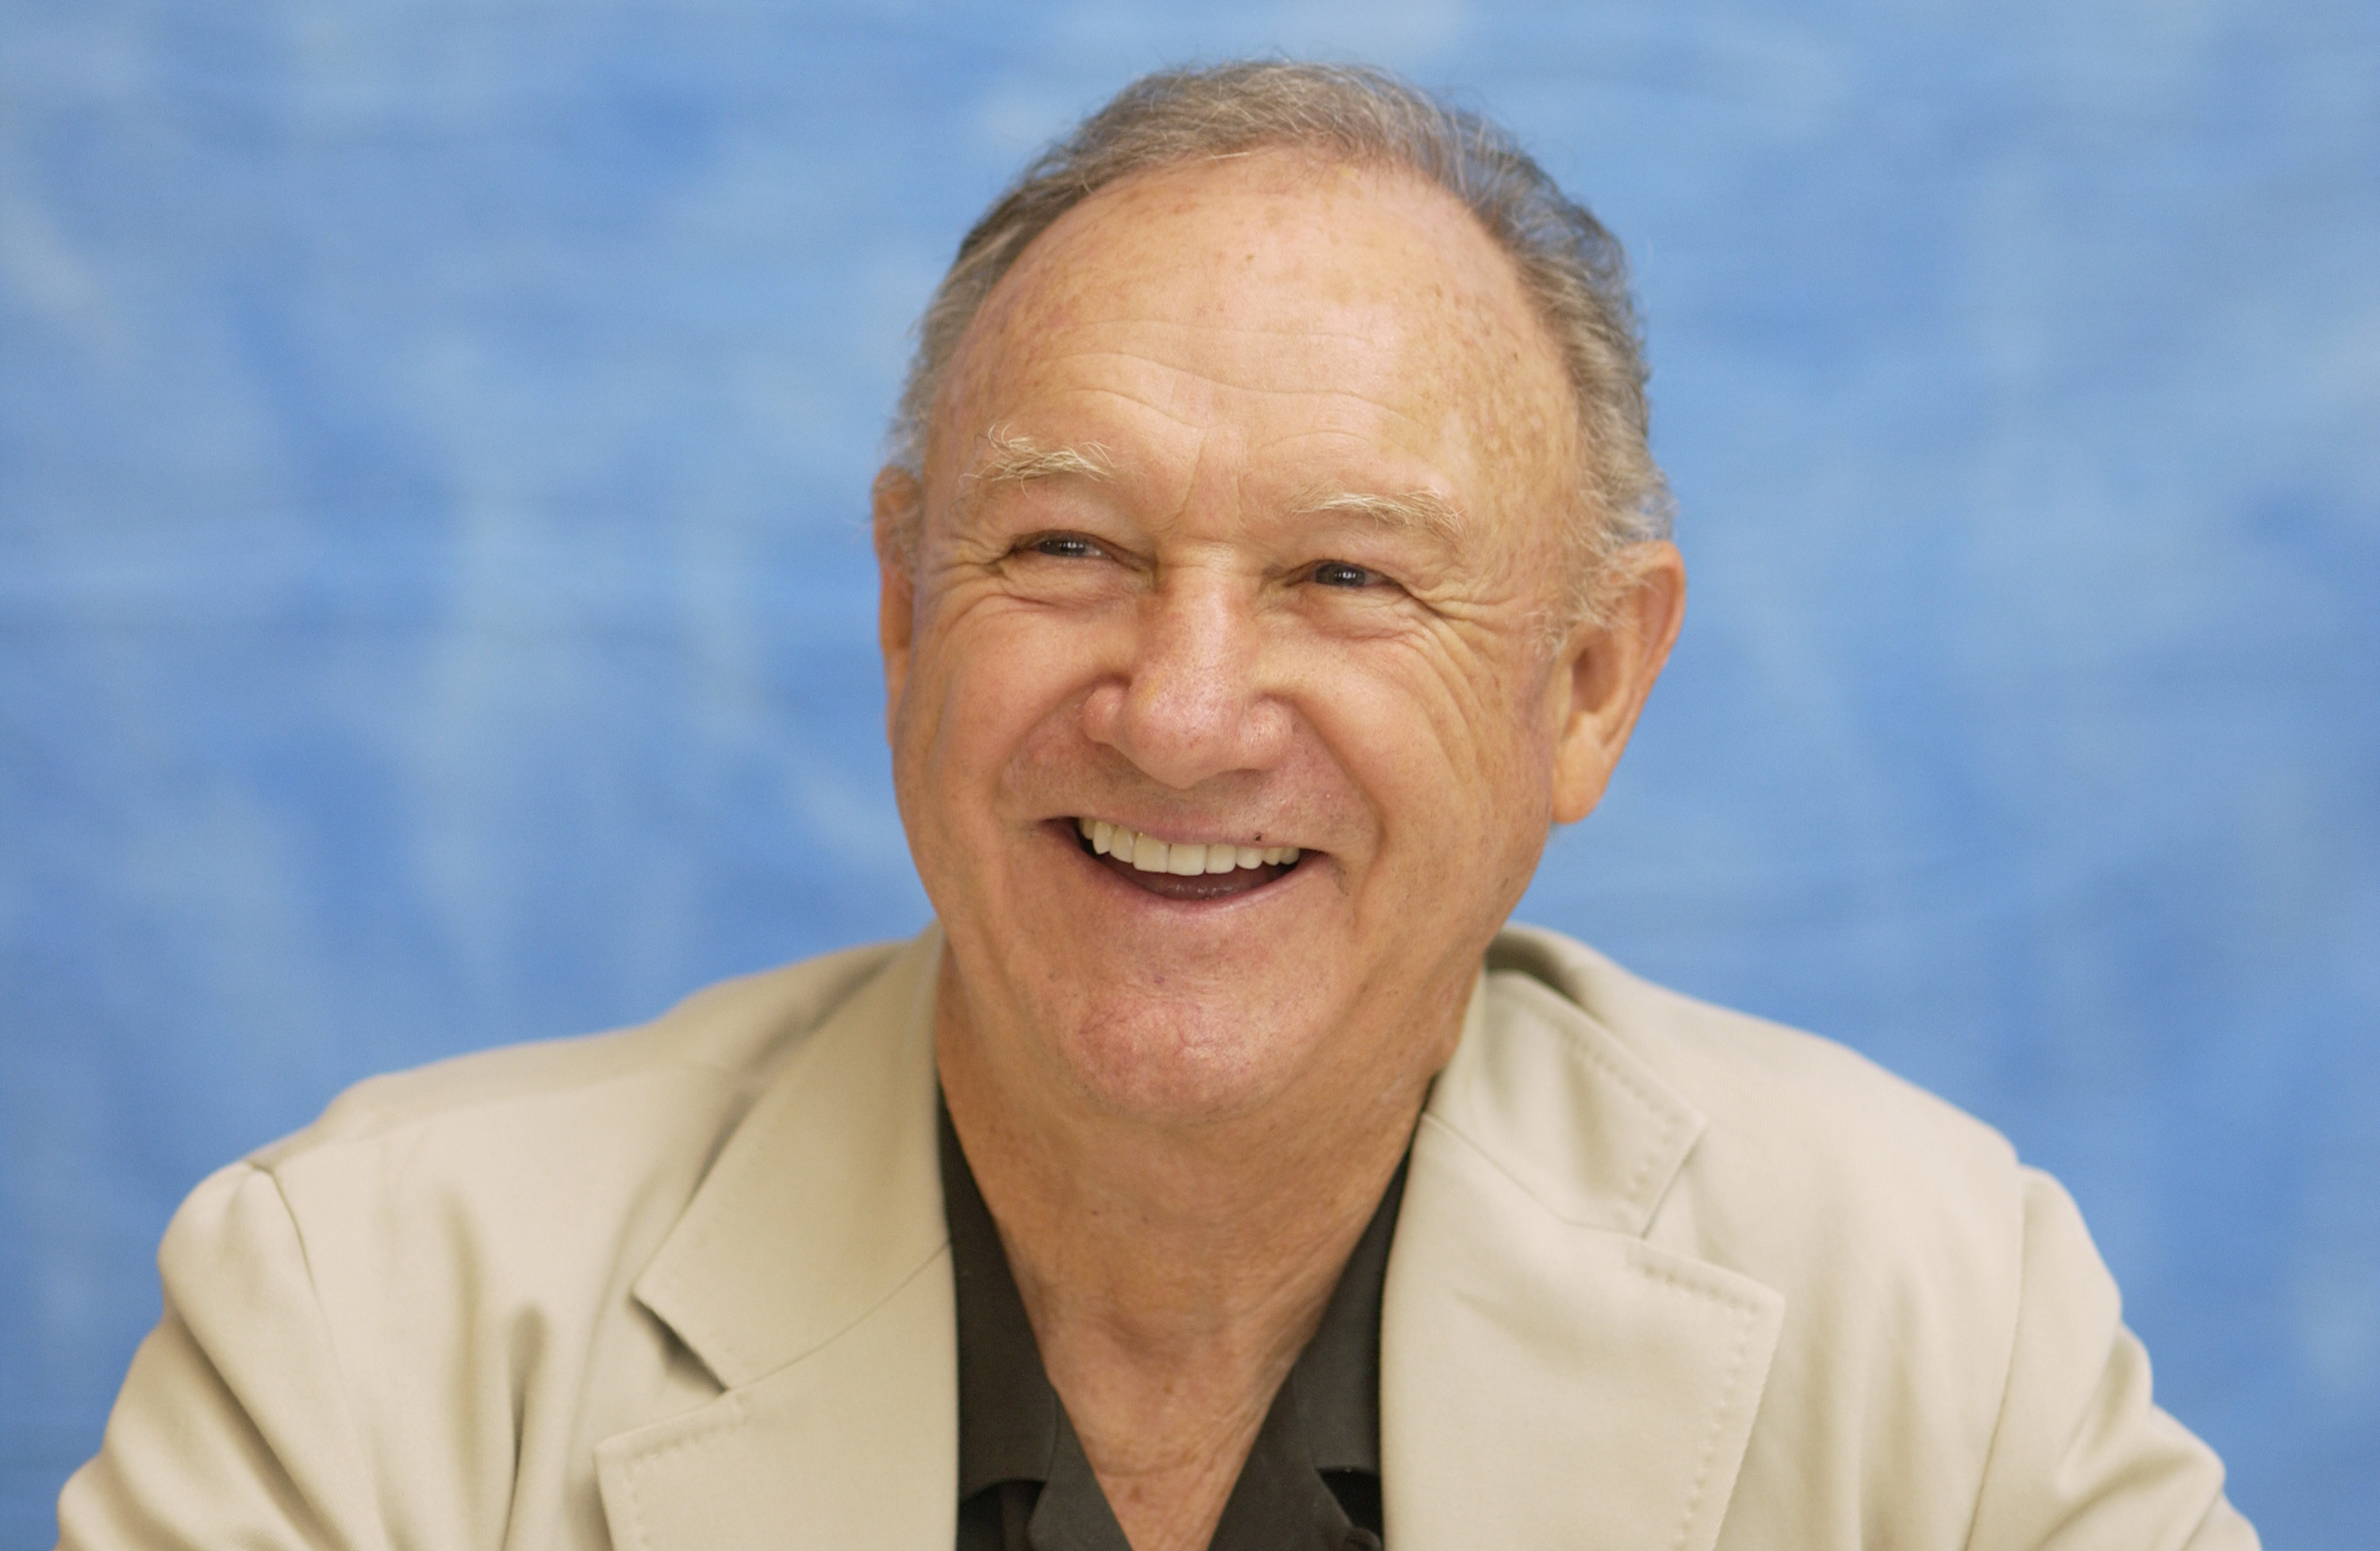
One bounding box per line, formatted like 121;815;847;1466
1549;541;1687;824
873;466;922;742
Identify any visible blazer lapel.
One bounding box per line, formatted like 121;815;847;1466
1383;962;1784;1551
596;929;958;1551
589;924;1781;1548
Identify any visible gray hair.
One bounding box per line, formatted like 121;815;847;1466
884;60;1672;622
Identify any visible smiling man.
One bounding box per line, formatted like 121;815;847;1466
61;62;2253;1551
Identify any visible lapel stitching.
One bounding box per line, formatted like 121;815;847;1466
1633;1257;1772;1551
1380;946;1786;1551
630;928;946;1390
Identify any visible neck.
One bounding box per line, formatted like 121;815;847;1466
936;962;1457;1551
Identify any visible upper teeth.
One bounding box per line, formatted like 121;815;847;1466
1077;819;1300;877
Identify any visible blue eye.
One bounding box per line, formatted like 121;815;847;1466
1311;561;1375;588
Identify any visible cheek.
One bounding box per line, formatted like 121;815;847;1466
898;603;1097;822
1319;661;1560;928
1317;643;1553;817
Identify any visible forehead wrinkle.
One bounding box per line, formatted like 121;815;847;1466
1015;331;1514;493
1050;317;1392;350
1043;366;1468;486
1019;323;1422;401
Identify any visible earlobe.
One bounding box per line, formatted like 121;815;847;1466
1549;542;1687;825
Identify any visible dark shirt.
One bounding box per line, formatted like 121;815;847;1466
941;1102;1403;1551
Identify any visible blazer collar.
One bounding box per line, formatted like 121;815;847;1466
597;927;958;1551
595;925;1781;1551
1380;943;1784;1551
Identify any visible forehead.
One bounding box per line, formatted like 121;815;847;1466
929;152;1576;520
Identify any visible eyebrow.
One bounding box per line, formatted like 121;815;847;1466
962;427;1119;493
962;426;1468;547
1292;487;1468;545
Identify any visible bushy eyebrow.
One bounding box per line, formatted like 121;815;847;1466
1291;487;1468;546
962;426;1118;493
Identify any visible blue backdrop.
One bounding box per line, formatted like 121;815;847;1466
3;2;2374;1543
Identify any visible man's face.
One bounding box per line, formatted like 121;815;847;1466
880;152;1669;1130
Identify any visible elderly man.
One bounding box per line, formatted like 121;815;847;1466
63;62;2252;1551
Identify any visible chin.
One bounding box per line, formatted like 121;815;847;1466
1054;999;1319;1128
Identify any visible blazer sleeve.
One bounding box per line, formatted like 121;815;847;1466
56;1161;389;1551
1962;1169;2259;1551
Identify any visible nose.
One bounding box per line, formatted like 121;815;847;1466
1084;566;1291;790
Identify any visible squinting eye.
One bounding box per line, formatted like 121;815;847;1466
1311;560;1376;589
1031;536;1102;559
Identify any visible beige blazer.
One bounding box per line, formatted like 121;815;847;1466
59;926;2255;1550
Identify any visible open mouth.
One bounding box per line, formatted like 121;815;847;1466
1072;818;1304;901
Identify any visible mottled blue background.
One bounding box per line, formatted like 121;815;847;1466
3;1;2374;1543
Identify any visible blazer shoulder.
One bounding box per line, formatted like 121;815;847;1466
1483;923;2036;1338
1484;925;2063;1538
1489;923;2020;1198
83;939;929;1551
249;937;909;1169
